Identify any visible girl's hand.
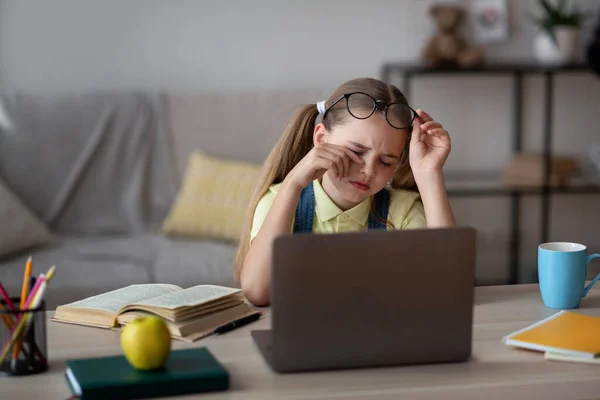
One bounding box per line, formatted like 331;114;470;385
409;109;451;174
285;142;364;189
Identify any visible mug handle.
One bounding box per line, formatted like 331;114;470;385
583;254;600;297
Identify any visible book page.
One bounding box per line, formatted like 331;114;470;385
132;285;241;310
59;284;182;315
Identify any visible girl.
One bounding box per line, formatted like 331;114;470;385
234;77;456;306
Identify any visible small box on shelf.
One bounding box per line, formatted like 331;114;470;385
502;153;579;188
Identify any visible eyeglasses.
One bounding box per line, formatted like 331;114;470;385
322;92;418;130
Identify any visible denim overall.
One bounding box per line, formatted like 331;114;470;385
293;182;391;233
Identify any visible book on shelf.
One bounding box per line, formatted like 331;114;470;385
52;284;259;342
503;310;600;360
502;153;579;187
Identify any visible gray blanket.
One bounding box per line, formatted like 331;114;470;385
0;92;179;235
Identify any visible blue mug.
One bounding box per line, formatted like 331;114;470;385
538;242;600;309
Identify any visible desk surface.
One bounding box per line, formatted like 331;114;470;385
4;284;600;400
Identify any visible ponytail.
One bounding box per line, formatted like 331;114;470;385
233;104;319;281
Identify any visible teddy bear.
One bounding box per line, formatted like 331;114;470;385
422;3;485;68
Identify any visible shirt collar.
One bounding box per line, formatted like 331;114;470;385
313;179;372;226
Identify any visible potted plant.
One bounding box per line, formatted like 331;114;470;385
530;0;586;65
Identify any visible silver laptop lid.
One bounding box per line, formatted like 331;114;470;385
270;227;476;370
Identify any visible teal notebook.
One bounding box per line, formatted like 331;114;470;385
65;348;229;400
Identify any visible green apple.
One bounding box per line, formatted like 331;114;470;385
120;315;171;370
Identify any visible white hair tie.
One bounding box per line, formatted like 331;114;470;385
316;100;327;115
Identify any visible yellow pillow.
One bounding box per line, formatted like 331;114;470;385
161;151;262;242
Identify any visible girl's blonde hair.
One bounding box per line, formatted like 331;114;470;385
233;77;416;281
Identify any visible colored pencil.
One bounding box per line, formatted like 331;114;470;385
0;282;17;312
0;281;32;359
13;256;33;366
0;266;55;365
21;269;55;338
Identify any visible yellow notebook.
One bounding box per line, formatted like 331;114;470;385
503;311;600;360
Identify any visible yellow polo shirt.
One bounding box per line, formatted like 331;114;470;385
250;179;426;243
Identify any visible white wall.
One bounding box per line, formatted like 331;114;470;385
1;0;598;92
1;0;600;284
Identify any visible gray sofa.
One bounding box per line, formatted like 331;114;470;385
0;89;328;308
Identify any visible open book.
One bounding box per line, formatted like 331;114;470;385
52;284;258;342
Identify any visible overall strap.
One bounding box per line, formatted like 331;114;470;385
367;189;390;230
293;183;390;233
293;182;315;233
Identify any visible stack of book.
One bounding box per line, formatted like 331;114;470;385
53;284;258;342
503;310;600;364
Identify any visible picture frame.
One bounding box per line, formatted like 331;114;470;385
466;0;510;43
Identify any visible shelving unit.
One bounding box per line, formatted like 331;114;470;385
381;62;600;285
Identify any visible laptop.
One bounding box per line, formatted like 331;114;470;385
251;226;476;373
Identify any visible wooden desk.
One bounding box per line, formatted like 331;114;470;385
3;284;600;399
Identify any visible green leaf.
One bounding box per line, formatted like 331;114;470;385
540;0;559;18
532;0;585;28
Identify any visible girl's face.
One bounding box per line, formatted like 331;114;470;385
316;113;408;210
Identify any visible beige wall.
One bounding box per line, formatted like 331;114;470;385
1;0;600;283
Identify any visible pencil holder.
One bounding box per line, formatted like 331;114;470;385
0;297;48;376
